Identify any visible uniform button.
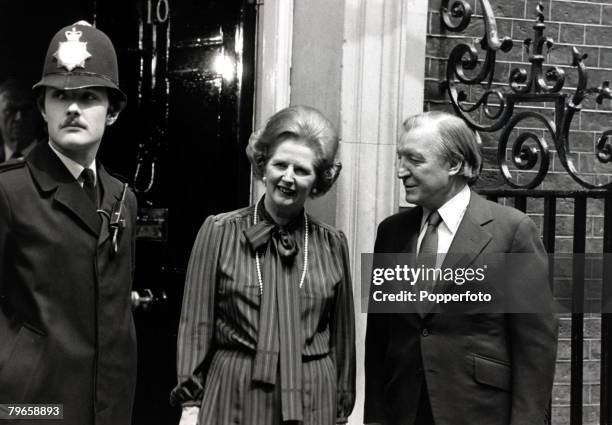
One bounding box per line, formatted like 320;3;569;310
421;328;429;337
416;367;423;376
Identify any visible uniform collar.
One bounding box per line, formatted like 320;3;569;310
48;140;97;185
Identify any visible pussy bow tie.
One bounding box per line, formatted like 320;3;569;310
244;220;299;260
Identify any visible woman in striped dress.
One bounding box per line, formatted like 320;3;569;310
171;106;356;425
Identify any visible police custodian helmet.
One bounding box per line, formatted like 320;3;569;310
33;20;127;108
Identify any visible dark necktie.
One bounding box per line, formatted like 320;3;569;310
10;151;22;160
80;168;97;207
419;210;442;258
417;211;442;313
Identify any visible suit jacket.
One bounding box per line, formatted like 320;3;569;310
364;191;558;425
0;143;138;425
0;139;37;163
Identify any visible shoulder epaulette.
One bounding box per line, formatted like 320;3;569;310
0;158;26;173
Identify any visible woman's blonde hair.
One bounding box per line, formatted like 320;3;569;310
246;105;342;197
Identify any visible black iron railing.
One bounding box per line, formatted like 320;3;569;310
477;189;612;424
441;0;612;190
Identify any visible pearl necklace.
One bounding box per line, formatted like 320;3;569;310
253;201;309;296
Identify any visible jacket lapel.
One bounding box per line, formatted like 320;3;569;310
442;192;494;271
394;208;423;322
421;192;494;318
27;143;101;237
96;165;122;246
401;207;422;253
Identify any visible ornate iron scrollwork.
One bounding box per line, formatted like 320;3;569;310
441;0;612;189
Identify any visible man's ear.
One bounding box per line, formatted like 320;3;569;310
106;110;120;126
448;158;463;176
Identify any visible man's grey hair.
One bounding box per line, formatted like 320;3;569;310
400;111;483;184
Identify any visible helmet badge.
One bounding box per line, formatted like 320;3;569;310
53;27;92;72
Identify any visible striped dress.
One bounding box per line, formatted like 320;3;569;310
173;205;356;424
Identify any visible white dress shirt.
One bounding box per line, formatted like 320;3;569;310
3;144;16;161
416;184;471;266
3;139;37;160
48;141;97;187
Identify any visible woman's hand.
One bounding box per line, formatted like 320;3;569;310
179;406;199;425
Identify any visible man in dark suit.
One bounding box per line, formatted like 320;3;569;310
0;79;44;162
0;22;137;425
364;111;558;425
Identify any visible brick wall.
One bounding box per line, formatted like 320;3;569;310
425;1;612;424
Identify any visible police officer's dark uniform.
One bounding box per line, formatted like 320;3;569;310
0;22;137;425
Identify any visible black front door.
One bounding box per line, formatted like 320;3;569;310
0;1;256;423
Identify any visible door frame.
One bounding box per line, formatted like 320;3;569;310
251;0;293;202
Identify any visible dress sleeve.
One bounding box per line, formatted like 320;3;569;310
171;215;224;407
330;231;356;423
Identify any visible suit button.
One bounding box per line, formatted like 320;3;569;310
416;367;423;376
421;328;429;337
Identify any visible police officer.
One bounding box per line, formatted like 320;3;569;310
0;21;137;425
